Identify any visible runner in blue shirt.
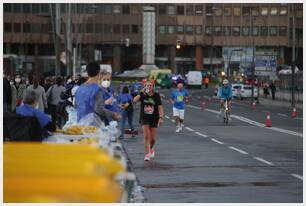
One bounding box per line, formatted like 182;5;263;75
170;82;189;132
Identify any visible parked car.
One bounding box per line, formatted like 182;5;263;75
231;84;243;98
239;84;258;100
186;71;203;89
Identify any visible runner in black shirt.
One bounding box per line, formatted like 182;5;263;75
134;81;164;161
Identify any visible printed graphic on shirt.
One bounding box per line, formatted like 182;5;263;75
176;94;184;102
144;105;154;114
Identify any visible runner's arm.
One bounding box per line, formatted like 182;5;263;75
94;91;119;120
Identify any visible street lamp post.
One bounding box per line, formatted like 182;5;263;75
251;16;256;104
291;3;296;110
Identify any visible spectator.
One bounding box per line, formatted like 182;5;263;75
10;79;17;112
71;76;87;106
16;89;56;138
27;76;48;112
3;72;12;113
263;83;270;98
117;85;135;139
44;77;53;93
14;74;27;106
204;76;209;89
269;82;276;100
46;76;66;127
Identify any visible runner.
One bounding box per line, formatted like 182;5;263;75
170;82;189;132
133;81;164;161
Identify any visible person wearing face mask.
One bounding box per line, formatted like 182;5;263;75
133;81;164;161
75;62;121;123
9;78;17;112
14;74;27;107
26;76;48;112
170;82;189;133
16;89;56;138
217;79;233;120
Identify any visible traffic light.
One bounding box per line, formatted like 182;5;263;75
176;40;181;49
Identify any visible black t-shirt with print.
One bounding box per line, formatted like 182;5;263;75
139;92;162;122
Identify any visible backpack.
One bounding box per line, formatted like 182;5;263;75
4;112;43;142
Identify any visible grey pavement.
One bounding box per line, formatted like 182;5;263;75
122;88;303;203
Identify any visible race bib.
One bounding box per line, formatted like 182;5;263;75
144;105;154;115
177;95;184;102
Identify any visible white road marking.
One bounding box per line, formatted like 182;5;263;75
194;132;208;137
187;105;201;110
277;113;288;117
291;173;303;180
228;146;248;155
165;115;169;119
210;138;224;145
185;127;194;132
253;157;274;166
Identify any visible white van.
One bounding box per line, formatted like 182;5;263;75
186;71;202;88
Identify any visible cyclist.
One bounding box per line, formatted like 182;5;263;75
217;79;233;120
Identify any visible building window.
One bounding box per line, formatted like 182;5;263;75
14;23;21;33
122;5;130;14
185;25;193;34
4;4;11;12
41;4;49;13
251;7;259;16
242;26;249;36
214;7;222;16
132;25;138;33
77;24;83;33
159;5;167;15
261;7;268;16
186;5;194;15
22;4;31;13
232;26;240;36
224;7;231;16
131;5;139;15
113;24;120;34
31;23;41;33
86;24;93;33
270;7;278;15
4;23;12;32
270;26;277;36
31;4;40;14
195;25;202;34
159;25;166;34
205;26;212;35
104;24;112;34
95;24;103;33
122;24;129;33
168;25;175;34
113;5;121;14
252;26;259;36
223;26;231;36
206;5;213;16
279;26;287;36
104;5;112;14
296;28;303;39
233;7;241;16
242;7;250;16
279;7;288;15
214;26;222;35
41;24;51;33
23;23;31;33
195;5;203;15
177;5;184;15
177;25;184;34
260;26;268;36
167;5;176;15
13;4;21;12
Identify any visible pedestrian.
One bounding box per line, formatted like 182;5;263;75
14;74;27;107
71;76;87;106
133;81;164;161
269;82;276;100
263;83;269;98
27;75;48;112
10;79;17;112
46;76;66;127
204;76;209;89
16;89;56;138
43;76;53;93
117;85;135;139
75;62;120;123
170;82;189;133
3;71;12;113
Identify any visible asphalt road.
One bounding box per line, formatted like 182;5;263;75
121;87;303;203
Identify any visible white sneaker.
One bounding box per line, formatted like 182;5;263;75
176;126;180;132
179;125;183;132
229;115;232;121
144;154;150;161
150;149;155;158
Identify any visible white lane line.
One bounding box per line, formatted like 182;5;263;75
228;146;249;155
185;127;194;132
210;138;224;145
194;131;208;137
277;113;288;117
253;157;274;166
291;173;303;181
165;115;169;119
187;105;201;110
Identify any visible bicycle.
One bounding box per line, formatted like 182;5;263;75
222;99;230;124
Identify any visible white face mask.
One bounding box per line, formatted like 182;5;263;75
10;81;14;85
101;80;110;88
35;103;39;109
67;79;72;83
15;78;21;83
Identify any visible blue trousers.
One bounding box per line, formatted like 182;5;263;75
120;110;134;137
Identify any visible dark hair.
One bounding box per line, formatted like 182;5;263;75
23;89;38;105
122;86;129;94
86;62;100;77
56;76;63;86
33;76;39;89
77;77;87;86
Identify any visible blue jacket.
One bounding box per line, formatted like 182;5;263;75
218;85;233;99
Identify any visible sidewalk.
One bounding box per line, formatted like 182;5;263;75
258;97;303;110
